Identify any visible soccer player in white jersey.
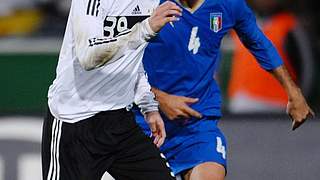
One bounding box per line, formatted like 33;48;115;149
42;0;182;179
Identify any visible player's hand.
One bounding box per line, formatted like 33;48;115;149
153;88;202;120
287;89;315;131
149;1;182;32
144;111;166;147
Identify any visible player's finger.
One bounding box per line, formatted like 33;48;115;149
292;118;306;131
292;120;302;131
157;135;165;147
292;121;298;131
162;1;182;12
158;120;166;147
163;10;182;18
153;134;160;144
183;105;202;119
157;1;182;14
164;16;180;24
176;112;191;119
309;108;315;118
293;109;314;131
173;109;190;119
288;113;294;122
183;97;199;104
149;121;157;135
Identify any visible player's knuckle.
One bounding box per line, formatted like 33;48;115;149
163;2;170;8
168;1;176;7
176;112;183;116
167;1;175;5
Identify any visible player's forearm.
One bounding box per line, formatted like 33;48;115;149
77;18;156;71
136;90;159;115
272;65;314;130
271;65;301;101
134;72;159;115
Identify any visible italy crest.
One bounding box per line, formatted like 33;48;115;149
210;13;223;33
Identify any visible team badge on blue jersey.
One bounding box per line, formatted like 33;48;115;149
210;13;223;33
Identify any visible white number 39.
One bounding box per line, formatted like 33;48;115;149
216;137;226;159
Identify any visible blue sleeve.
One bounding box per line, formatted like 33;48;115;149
232;0;283;70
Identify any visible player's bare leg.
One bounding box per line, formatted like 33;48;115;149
184;162;225;180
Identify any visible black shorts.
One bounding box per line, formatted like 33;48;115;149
42;108;175;180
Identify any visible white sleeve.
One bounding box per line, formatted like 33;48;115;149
134;63;159;115
72;0;157;70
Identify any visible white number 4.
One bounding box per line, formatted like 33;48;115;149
188;27;201;54
216;137;226;159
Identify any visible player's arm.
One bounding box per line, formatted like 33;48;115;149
134;64;165;147
233;0;314;130
232;0;283;71
73;1;182;70
151;88;202;120
272;66;314;130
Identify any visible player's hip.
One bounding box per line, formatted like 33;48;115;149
161;124;228;175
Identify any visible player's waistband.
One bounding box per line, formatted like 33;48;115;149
97;107;132;116
97;103;134;115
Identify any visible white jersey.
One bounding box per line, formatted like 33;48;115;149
48;0;160;123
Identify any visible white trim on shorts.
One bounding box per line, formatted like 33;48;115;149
47;118;63;180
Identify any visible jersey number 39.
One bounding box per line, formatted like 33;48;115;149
104;16;128;38
104;16;149;38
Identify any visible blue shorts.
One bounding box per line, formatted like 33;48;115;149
134;111;227;175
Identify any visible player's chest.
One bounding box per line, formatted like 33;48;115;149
106;0;158;16
158;3;233;55
102;0;159;38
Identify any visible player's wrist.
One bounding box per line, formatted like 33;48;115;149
143;108;159;115
138;91;159;116
141;18;158;40
145;111;159;116
287;87;302;102
143;110;160;121
151;87;167;102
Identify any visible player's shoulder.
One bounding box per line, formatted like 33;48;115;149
223;0;246;4
222;0;247;9
219;0;248;16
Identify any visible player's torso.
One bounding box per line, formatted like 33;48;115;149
144;0;233;94
102;0;159;38
49;0;160;122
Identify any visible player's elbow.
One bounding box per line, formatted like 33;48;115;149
79;60;95;71
77;50;111;71
77;43;121;71
78;57;105;71
78;54;101;71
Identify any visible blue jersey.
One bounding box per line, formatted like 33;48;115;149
142;0;283;117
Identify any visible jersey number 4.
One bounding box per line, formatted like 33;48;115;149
216;137;226;159
188;27;201;55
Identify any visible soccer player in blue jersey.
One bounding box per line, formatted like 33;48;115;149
134;0;315;179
